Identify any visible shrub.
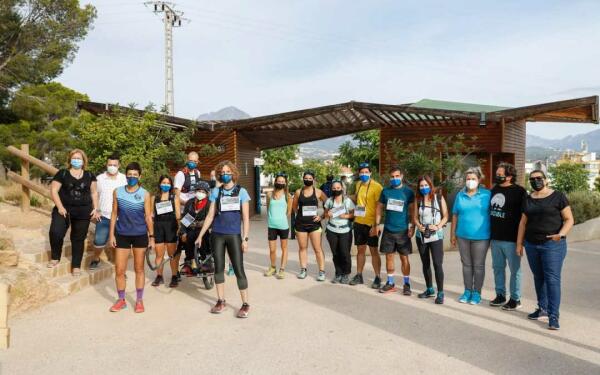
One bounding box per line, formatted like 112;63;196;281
567;190;600;225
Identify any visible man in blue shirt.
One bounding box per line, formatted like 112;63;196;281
375;167;415;295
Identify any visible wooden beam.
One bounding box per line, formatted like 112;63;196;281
369;109;395;127
6;146;59;176
387;111;411;127
487;96;598;123
20;145;30;212
7;171;52;199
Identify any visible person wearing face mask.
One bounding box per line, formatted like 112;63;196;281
109;162;154;313
48;149;100;276
150;175;181;287
349;162;383;288
451;167;491;305
412;175;448;304
375;167;415;295
324;180;355;284
179;182;213;288
292;171;328;281
516;170;574;330
90;154;127;270
265;173;292;279
489;163;527;311
174;151;202;205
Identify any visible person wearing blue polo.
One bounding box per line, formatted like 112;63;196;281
451;167;491;305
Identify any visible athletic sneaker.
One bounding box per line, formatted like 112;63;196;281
435;292;445;304
135;300;145;313
379;283;397;294
317;271;326;282
176;272;182;282
264;266;277;277
227;264;235;276
418;288;435;299
371;276;382;289
339;274;350;284
528;308;548;320
297;268;307;279
169;275;179;288
548;316;560;330
502;299;522;311
470;291;482;305
331;275;342;284
489;294;506;307
89;259;100;270
109;299;127;312
181;263;194;277
151;275;164;287
402;283;412;296
276;269;285;279
237;303;250;318
349;273;364;286
458;289;472;304
211;299;226;314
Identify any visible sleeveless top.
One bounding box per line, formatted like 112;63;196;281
268;191;289;230
153;193;176;222
212;185;245;235
416;194;444;240
115;186;148;236
297;187;319;226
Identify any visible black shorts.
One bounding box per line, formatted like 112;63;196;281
115;233;149;249
380;230;412;255
354;223;378;247
268;227;290;241
295;223;322;233
154;220;178;244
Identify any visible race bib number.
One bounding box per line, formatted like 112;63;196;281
354;206;366;217
330;205;346;218
181;213;195;228
423;231;440;244
386;199;404;212
302;205;318;217
155;201;173;215
220;196;240;211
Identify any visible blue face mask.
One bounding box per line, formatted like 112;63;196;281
420;186;431;195
220;174;232;184
390;178;402;187
127;177;139;186
160;184;171;192
359;174;370;183
186;161;197;169
71;159;83;169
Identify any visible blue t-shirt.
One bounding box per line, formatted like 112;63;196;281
209;185;251;235
452;187;491;240
379;185;415;233
115;186;148;236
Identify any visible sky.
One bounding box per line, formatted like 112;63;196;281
58;0;600;139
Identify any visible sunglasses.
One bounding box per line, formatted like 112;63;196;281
275;172;288;178
359;162;370;169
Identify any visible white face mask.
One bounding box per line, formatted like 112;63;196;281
196;191;207;201
466;180;479;190
107;165;118;175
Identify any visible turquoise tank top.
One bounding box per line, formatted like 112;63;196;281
268;192;289;230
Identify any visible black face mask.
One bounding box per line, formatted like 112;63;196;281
495;175;507;184
274;183;286;190
530;178;545;191
303;179;313;187
331;190;342;197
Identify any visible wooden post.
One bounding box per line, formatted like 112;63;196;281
21;144;30;212
0;283;9;349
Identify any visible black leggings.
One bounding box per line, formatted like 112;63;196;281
184;228;211;261
211;233;248;290
325;230;352;276
49;208;91;268
416;237;444;291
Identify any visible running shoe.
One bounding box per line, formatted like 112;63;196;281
237;303;250;318
181;263;194;277
151;275;164;287
211;299;226;314
135;300;145;313
264;266;277;277
371;276;382;289
502;299;522;311
331;274;342;284
458;289;472;304
528;308;548;320
297;268;307;279
548;316;560;330
469;291;482;305
418;288;435;299
339;274;350;284
489;294;506;307
349;273;364;286
227;264;235;276
317;271;326;282
402;283;412;296
435;292;445;304
176;272;182;282
169;275;179;288
109;299;127;312
89;259;100;270
276;269;286;279
379;283;397;294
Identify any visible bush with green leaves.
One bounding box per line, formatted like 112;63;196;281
336;130;379;172
549;162;589;193
567;190;600;225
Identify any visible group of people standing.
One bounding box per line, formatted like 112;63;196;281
265;162;574;330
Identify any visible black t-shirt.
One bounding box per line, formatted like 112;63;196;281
52;169;96;219
523;191;569;244
490;184;527;242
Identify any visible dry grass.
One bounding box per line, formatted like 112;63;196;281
0;180;53;210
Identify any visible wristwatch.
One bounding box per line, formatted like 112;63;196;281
149;234;155;238
559;234;566;239
244;237;249;242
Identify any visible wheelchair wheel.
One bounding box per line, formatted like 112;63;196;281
203;276;214;290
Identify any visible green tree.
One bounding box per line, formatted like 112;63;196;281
302;158;341;184
261;145;302;189
336;130;379;172
548;162;589;193
0;0;96;98
595;176;600;192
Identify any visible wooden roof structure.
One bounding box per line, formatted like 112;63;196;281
78;95;598;150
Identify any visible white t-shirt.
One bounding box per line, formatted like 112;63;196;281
96;172;127;219
174;170;202;204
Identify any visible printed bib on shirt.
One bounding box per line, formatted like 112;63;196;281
155;201;173;215
386;199;404;212
330;205;346;218
181;213;195;227
354;206;366;217
302;205;318;217
220;196;240;211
